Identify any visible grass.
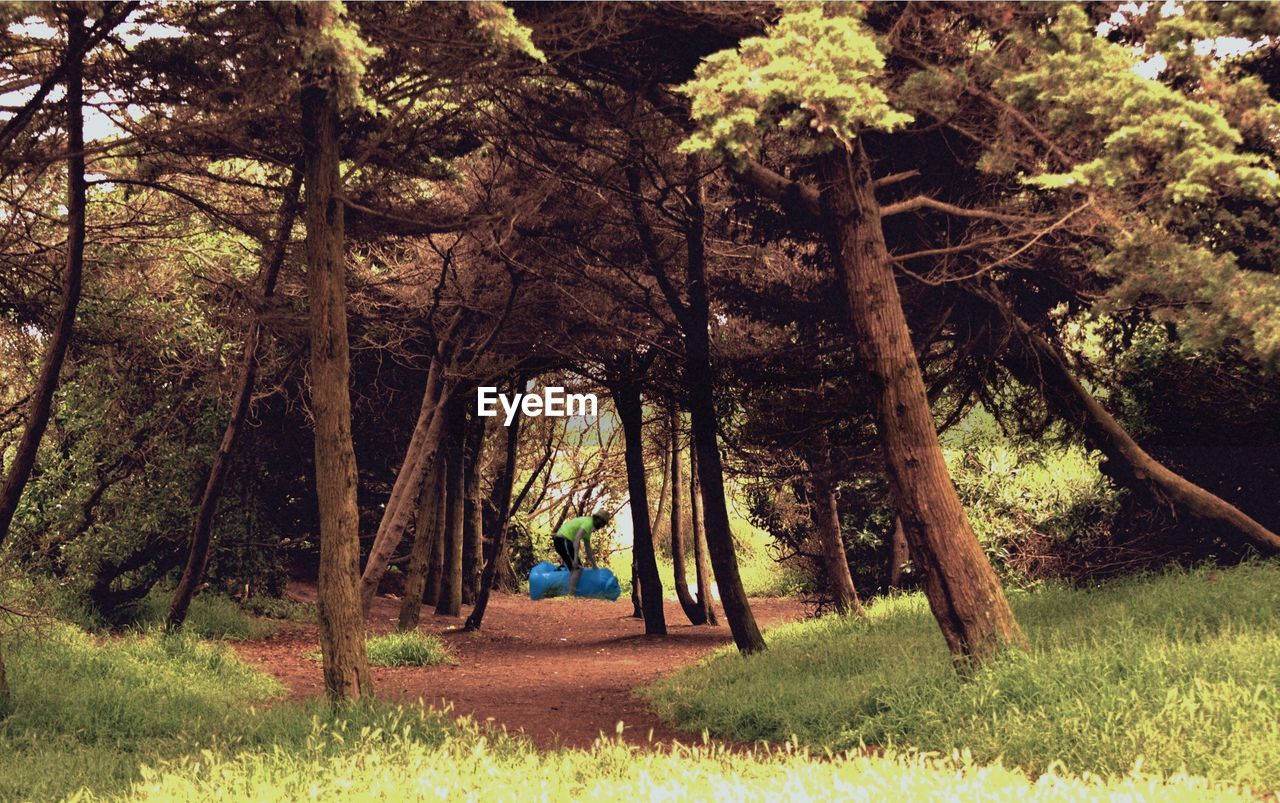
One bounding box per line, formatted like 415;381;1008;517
365;631;455;667
645;561;1280;792
0;575;1268;801
305;630;456;667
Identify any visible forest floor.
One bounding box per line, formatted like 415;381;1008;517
232;583;807;750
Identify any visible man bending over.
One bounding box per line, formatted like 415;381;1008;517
552;509;610;595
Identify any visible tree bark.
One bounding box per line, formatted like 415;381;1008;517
809;460;863;616
168;167;302;630
993;299;1280;555
465;407;522;631
435;399;467;616
301;68;370;702
0;7;89;551
0;642;8;720
683;175;764;653
689;440;717;624
612;381;666;634
398;450;445;631
889;516;909;589
424;452;448;608
461;411;489;604
651;421;673;544
669;420;705;624
358;344;454;613
819;144;1023;666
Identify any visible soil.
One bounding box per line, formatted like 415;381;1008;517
232;584;807;751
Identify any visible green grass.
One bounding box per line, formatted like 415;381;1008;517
240;594;316;623
126;588;277;641
305;631;456;667
645;562;1280;791
365;631;455;667
0;592;1265;801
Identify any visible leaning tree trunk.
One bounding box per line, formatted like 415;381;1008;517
435;400;467;616
301;71;370;701
993;300;1280;555
612;381;666;635
465;407;522;631
683;174;764;653
688;441;717;625
819;144;1024;666
809;458;863;616
398;451;445;631
359;348;453;613
0;8;88;551
461;412;489;605
669;422;705;624
169;168;302;630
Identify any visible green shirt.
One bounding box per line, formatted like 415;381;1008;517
556;515;596;547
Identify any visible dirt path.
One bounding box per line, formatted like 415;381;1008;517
233;585;806;750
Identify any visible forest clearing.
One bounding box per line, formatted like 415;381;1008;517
2;2;1278;801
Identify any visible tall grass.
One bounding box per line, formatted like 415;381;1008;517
1;570;1270;801
646;562;1280;790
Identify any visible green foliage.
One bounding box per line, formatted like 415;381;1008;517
364;631;454;667
646;563;1280;790
467;2;546;63
126;589;276;641
1001;5;1280;207
678;5;912;161
295;0;382;111
942;409;1118;583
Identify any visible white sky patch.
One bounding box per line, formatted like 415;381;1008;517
1;12;186;144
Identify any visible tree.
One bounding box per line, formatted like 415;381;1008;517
611;378;666;635
0;6;90;551
435;398;467;617
168;167;302;630
397;450;445;632
298;1;371;702
668;418;708;625
465;387;523;632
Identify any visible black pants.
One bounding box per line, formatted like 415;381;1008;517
552;536;576;569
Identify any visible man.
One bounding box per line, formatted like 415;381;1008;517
552;509;610;595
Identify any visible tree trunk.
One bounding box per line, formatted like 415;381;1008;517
359;348;453;613
630;554;643;618
435;400;467;616
669;421;705;624
688;441;717;624
612;381;666;634
889;516;909;589
465;408;522;631
169;167;302;630
682;174;763;653
0;642;8;720
398;451;445;631
461;411;489;604
994;300;1280;555
424;453;448;608
0;8;88;551
651;421;673;544
301;70;370;701
819;144;1024;666
809;460;863;616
